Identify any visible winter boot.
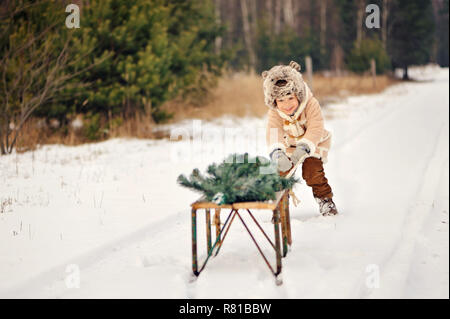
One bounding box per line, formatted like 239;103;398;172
315;197;338;216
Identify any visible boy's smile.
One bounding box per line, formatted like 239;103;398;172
276;94;299;116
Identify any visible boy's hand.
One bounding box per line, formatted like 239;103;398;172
270;149;293;173
291;143;311;165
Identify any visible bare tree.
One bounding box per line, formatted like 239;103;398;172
214;0;222;54
331;44;344;75
274;0;282;34
265;0;273;29
0;2;110;155
320;0;327;57
382;0;390;49
356;0;365;49
240;0;256;72
223;0;236;49
283;0;295;28
250;0;258;35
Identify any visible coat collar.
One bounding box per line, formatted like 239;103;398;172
276;82;311;122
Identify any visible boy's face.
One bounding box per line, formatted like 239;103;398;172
276;94;299;116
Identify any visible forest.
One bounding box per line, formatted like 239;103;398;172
0;0;448;154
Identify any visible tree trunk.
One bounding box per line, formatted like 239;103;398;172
223;0;234;49
283;0;294;29
403;65;409;80
274;0;282;34
240;0;256;72
308;0;314;33
320;0;327;56
382;0;389;49
292;0;301;34
305;56;313;90
356;0;365;49
266;0;273;29
0;119;6;155
214;0;222;55
250;0;258;34
331;44;344;76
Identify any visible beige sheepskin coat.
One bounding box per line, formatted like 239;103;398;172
265;82;332;163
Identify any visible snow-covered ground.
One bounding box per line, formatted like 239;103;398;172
0;65;448;299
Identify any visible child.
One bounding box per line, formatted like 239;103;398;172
262;61;338;216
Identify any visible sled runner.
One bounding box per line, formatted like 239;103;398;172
190;189;292;285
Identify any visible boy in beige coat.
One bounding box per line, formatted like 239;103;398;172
262;61;338;216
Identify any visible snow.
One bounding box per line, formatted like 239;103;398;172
0;65;448;298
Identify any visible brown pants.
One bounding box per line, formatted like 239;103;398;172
302;157;333;199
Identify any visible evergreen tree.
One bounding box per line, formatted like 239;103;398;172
347;37;391;74
177;153;298;204
57;0;228;124
388;0;435;79
255;20;320;73
336;0;358;59
436;0;449;67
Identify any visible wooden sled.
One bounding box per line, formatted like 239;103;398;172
190;189;293;285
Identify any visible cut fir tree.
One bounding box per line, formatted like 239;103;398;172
177;153;298;205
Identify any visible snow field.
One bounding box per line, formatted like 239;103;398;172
0;65;448;298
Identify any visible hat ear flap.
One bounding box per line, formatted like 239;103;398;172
261;70;269;79
289;61;301;72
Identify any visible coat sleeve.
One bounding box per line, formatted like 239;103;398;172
300;97;325;156
266;108;286;155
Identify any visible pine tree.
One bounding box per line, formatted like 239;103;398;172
347;37;391;74
336;0;358;60
388;0;435;79
55;0;227;124
177;153;298;204
436;0;449;67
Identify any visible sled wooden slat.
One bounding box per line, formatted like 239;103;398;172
232;191;284;210
191;191;285;210
191;196;232;209
191;201;232;209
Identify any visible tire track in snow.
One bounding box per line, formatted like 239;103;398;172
357;122;448;298
333;100;405;151
1;211;184;298
333;82;428;151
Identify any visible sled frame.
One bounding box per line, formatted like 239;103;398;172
190;190;292;280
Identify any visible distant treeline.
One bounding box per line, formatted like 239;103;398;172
221;0;447;75
0;0;448;153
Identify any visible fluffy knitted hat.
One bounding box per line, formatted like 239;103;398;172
261;61;306;110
